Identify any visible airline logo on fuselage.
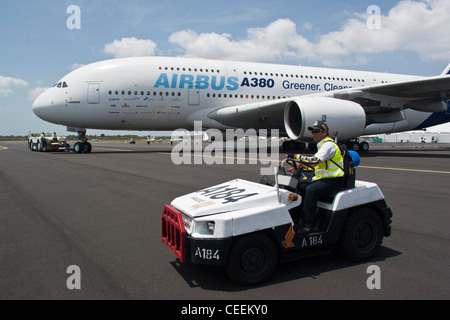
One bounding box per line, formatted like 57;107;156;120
153;73;351;92
154;73;239;91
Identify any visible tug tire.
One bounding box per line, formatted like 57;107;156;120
226;233;278;286
338;206;383;262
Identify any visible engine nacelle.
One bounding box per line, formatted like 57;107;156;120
284;97;366;142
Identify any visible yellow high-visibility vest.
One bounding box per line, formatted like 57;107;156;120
313;137;344;181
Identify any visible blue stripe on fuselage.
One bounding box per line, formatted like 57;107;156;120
415;100;450;129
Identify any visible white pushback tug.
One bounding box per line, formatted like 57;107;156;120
28;132;71;152
161;152;393;285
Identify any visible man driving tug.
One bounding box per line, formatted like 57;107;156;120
161;119;393;285
288;121;345;235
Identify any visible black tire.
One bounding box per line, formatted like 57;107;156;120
82;142;92;153
73;142;83;153
226;233;278;286
360;141;370;152
351;142;360;152
338;206;383;262
282;140;295;150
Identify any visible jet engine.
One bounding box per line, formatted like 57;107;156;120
284;97;366;142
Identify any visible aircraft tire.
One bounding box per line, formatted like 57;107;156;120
73;142;83;153
360;141;369;152
350;142;360;152
82;142;92;153
282;140;295;150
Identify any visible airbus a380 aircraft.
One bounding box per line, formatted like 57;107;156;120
32;56;450;153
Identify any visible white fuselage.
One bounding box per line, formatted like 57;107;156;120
32;56;445;135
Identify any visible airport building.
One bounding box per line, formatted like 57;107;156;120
366;131;450;144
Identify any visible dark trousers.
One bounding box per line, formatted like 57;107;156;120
297;177;344;224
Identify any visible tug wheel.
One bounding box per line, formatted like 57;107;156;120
226;233;277;286
338;206;383;262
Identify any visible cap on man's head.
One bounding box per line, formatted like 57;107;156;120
307;121;329;132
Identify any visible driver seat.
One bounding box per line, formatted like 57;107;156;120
318;151;356;203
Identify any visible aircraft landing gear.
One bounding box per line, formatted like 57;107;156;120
281;140;306;151
73;142;92;153
339;139;369;153
73;130;92;153
282;138;369;153
281;140;320;152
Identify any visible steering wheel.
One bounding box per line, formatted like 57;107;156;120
283;158;315;172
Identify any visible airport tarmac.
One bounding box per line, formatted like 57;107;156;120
0;140;449;300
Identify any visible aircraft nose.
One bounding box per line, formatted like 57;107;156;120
32;92;44;117
32;88;56;122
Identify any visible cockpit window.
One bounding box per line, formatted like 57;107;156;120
55;81;68;88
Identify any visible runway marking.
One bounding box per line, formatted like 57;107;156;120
93;147;132;152
359;166;450;175
158;152;278;163
159;152;450;174
0;146;8;151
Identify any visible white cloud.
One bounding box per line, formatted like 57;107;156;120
303;22;313;31
0;75;28;97
169;19;313;62
27;87;50;101
68;63;85;71
168;0;450;66
316;0;450;64
104;37;158;58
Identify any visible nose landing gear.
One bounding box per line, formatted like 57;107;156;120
73;141;92;153
73;130;92;153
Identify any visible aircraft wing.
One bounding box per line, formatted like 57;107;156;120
333;75;450;113
357;75;450;99
208;74;450;129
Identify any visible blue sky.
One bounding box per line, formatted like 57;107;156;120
1;0;449;136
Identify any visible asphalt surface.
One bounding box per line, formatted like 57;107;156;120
0;140;449;300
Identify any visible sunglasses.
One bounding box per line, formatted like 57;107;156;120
311;129;323;134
